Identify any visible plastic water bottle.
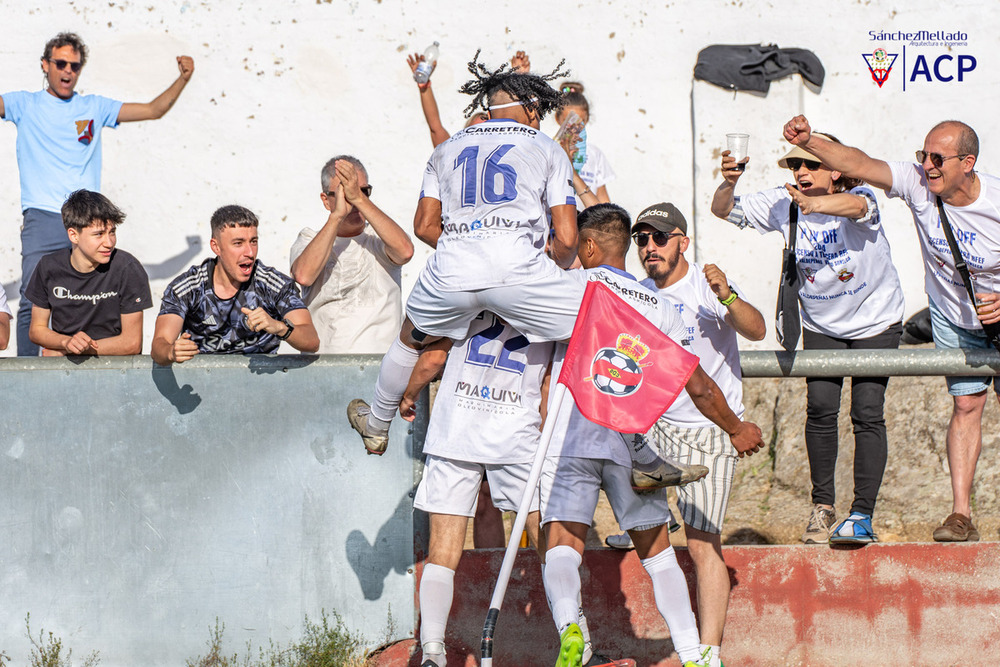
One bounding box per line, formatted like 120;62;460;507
414;41;440;84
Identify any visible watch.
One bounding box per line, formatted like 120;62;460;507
718;287;739;306
278;318;295;340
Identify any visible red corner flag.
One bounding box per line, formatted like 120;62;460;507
557;281;699;433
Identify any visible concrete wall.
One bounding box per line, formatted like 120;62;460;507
0;355;417;665
373;544;1000;667
2;0;997;355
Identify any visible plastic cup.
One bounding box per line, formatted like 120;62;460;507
727;133;750;171
972;272;998;307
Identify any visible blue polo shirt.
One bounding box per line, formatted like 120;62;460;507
2;89;123;213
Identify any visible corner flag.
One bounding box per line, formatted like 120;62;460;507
557;281;699;433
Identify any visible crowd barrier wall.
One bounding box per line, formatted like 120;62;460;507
0;355;418;665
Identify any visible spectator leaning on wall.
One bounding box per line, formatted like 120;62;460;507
1;32;194;357
151;205;319;365
289;156;413;354
26;189;151;356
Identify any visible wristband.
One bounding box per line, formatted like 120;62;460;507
718;287;738;306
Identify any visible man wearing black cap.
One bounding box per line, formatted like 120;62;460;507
627;201;766;667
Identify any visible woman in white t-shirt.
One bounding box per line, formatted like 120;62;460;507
554;82;615;209
711;133;905;546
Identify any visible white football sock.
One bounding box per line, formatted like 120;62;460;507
623;432;660;469
419;563;455;665
370;336;420;427
700;644;722;667
542;545;583;633
640;546;701;664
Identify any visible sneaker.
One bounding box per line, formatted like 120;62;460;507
829;513;878;544
346;399;388;455
631;460;709;493
801;505;836;544
585;656;634;667
604;532;634;550
555;623;585;667
932;512;980;542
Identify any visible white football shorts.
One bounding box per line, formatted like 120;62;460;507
414;454;539;516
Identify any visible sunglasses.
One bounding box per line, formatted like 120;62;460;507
915;150;969;168
325;184;373;197
49;58;83;73
632;230;684;247
786;158;822;171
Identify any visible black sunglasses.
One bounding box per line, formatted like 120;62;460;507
786;158;822;171
632;230;683;247
49;58;83;73
916;150;969;168
325;184;373;197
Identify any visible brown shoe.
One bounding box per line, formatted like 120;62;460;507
932;512;980;542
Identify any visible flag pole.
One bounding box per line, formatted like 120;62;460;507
480;381;568;667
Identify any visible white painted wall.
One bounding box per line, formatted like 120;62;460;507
1;0;995;355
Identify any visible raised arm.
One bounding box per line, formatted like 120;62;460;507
117;56;194;123
710;149;746;219
783;115;893;191
406;53;450;148
702;264;766;341
337;160;414;265
290;183;351;287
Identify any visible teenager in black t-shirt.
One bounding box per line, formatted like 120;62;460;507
25;189;151;355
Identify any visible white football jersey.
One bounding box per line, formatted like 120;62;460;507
547;266;687;466
424;313;554;464
419;119;576;292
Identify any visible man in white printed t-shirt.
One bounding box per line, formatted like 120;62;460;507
348;53;585;456
626;202;765;667
290;155;414;353
540;204;765;667
784;115;1000;542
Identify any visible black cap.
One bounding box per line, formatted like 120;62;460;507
631;202;688;236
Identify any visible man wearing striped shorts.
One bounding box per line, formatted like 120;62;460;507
633;202;766;667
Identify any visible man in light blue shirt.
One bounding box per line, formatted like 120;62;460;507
1;32;195;355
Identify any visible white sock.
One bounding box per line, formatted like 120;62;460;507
370;337;420;426
641;547;701;664
624;432;660;468
577;596;593;664
700;644;722;667
541;562;592;661
542;545;583;633
419;563;455;664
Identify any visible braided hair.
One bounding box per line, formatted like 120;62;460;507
460;49;569;119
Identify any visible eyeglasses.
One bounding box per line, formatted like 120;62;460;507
49;58;82;73
786;158;822;171
632;231;684;247
325;185;373;198
915;150;970;168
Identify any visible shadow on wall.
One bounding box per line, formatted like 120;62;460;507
347;487;420;600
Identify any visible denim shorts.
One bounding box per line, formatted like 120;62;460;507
929;298;1000;396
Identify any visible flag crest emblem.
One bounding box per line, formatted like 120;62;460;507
589;333;649;397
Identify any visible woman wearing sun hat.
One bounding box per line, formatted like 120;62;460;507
710;133;905;546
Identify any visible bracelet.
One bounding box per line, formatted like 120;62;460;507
718;286;738;306
575;187;592;196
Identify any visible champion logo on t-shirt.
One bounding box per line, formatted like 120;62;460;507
52;286;118;304
75;119;95;145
